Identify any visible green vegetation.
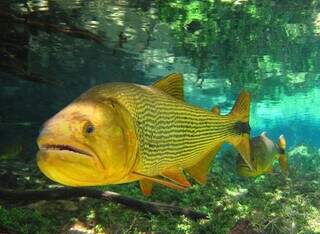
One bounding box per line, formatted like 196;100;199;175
1;145;320;233
1;0;320;233
157;0;320;94
3;0;319;97
0;207;52;233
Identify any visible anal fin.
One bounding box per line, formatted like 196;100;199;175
139;179;153;196
186;144;222;184
160;166;191;187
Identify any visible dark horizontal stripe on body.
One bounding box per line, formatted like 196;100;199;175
105;84;242;174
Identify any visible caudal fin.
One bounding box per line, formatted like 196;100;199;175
278;134;288;176
228;90;252;170
230;90;250;121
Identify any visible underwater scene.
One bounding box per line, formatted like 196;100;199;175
1;0;320;233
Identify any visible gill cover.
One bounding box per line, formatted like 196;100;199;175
95;98;138;184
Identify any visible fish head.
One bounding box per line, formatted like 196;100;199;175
37;97;138;186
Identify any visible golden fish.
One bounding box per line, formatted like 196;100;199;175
236;132;288;177
37;73;252;196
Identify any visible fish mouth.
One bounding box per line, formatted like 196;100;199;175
40;144;93;157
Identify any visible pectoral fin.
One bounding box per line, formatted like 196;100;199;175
132;172;186;194
160;166;191;187
139;179;153;196
186;144;221;184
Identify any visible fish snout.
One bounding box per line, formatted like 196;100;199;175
37;116;73;146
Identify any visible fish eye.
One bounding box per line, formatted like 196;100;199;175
84;121;95;135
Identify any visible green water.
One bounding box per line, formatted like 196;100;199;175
1;0;320;233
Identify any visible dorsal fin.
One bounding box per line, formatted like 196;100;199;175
151;73;184;100
211;106;220;115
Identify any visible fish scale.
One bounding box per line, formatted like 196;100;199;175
85;83;239;175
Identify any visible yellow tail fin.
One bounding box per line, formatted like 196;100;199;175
230;90;250;121
228;90;252;170
278;134;288;176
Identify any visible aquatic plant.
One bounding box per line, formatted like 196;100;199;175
0;144;319;233
0;207;53;234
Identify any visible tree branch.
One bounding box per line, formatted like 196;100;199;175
0;187;207;221
0;10;103;44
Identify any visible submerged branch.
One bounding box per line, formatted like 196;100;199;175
0;187;207;221
0;10;103;44
0;48;60;85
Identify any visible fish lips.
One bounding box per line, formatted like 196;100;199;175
36;145;106;186
38;144;94;158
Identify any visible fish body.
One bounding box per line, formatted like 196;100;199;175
37;73;251;195
236;132;288;177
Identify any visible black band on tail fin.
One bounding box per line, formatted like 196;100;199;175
234;121;251;135
227;90;252;170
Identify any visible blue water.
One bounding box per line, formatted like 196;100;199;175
185;81;320;148
1;0;320;153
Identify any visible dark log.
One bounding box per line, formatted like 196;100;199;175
0;187;208;221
